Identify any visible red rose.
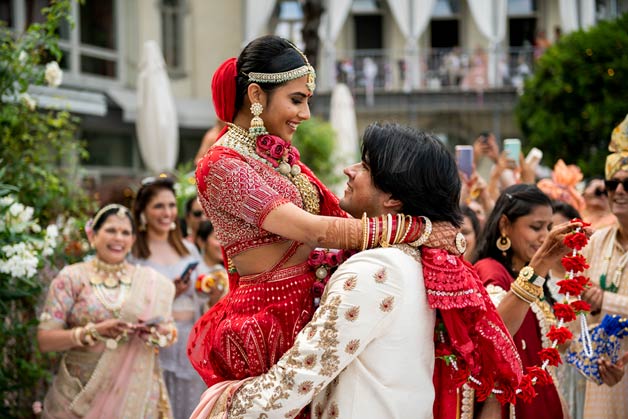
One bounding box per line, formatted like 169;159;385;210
547;325;573;344
324;251;342;267
556;279;584;296
570;299;591;314
516;375;537;404
561;254;589;273
471;377;494;402
495;385;516;405
269;143;285;159
563;232;589;250
256;134;275;151
308;249;326;267
286;150;299;166
312;281;326;297
573;275;591;288
526;366;552;386
553;303;576;322
539;347;562;367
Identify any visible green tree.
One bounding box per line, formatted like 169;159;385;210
516;13;628;177
0;1;92;416
292;117;340;187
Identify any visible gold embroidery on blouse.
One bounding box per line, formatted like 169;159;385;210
345;339;360;354
373;267;387;283
344;306;360;322
379;296;395;312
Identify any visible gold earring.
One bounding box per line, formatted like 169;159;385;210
496;235;511;257
249;102;268;139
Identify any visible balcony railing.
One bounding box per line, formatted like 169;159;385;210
332;46;539;93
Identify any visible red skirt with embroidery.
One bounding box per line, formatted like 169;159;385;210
188;262;316;387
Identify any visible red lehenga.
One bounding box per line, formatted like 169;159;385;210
188;135;346;387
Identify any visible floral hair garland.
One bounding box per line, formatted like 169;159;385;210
438;219;592;406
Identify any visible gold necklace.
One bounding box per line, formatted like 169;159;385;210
90;258;132;289
222;124;320;215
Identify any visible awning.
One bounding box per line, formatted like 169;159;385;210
108;87;215;129
27;85;107;116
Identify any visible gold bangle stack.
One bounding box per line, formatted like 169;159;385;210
361;213;369;251
511;273;543;304
410;216;432;247
71;327;86;347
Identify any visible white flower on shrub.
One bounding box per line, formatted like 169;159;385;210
0;196;59;279
44;61;63;87
18;50;28;64
20;93;37;111
0;243;39;278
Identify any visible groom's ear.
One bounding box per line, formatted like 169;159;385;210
382;196;403;212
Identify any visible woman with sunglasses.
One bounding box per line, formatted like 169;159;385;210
581;177;616;230
189;35;462;396
580;115;628;419
184;195;208;244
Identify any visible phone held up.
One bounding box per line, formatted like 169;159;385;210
503;138;521;167
455;145;474;179
179;261;199;283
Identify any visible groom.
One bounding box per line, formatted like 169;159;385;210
192;123;523;419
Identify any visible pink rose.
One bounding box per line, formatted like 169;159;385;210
308;249;326;267
269;143;285;160
324;251;342;267
256;135;275;151
312;281;325;297
286;150;298;166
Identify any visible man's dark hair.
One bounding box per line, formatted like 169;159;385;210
361;122;462;226
185;195;197;215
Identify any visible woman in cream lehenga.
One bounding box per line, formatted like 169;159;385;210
38;204;176;418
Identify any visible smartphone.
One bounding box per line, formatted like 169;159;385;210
455;145;474;178
503;139;521;167
180;261;199;283
525;147;543;167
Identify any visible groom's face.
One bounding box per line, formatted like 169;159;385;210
339;161;390;218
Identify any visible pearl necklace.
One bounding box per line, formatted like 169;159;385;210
222;124;320;215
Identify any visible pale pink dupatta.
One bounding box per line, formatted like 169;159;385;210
69;267;173;418
190;380;244;419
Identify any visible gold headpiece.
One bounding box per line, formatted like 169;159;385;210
247;42;316;92
92;204;130;228
605;113;628;179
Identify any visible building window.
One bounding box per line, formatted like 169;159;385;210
56;0;119;80
596;0;628;20
274;0;304;47
160;0;186;76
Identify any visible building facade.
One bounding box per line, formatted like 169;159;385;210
1;0;627;182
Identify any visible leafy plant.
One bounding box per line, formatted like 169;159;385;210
292;117;341;187
516;13;628;177
0;1;93;416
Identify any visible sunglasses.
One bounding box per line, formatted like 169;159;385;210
191;210;204;218
604;178;628;192
591;187;607;197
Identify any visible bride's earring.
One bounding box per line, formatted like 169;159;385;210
248;102;268;139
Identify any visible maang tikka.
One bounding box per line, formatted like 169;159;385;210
249;102;268;139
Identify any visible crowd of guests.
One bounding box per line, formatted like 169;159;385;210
33;32;628;419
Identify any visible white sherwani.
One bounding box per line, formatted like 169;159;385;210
227;245;436;419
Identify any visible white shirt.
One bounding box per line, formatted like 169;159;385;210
228;246;436;419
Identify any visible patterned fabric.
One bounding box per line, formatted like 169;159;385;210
580;225;628;419
475;258;564;419
190;142;346;388
225;247;436;419
605;113;628;179
39;263;174;419
196;146;304;258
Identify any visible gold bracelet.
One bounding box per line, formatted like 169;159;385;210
361;213;369;251
410;216;432;247
392;214;404;244
514;275;543;299
399;215;413;243
380;215;388;247
83;323;98;346
71;327;86;347
510;282;537;304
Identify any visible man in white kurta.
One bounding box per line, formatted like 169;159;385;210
228;245;436;419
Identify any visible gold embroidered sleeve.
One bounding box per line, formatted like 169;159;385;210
227;250;404;419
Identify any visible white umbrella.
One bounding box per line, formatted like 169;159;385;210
136;40;179;173
329;83;359;196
